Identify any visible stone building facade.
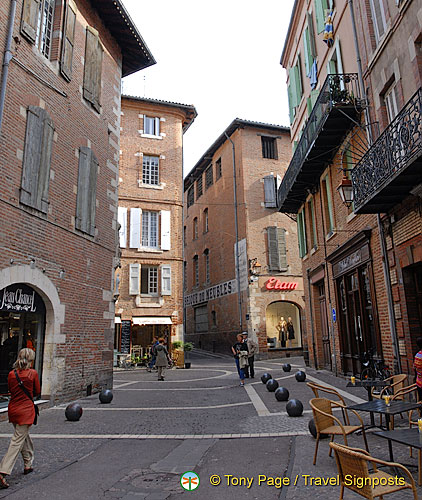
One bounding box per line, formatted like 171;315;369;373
184;119;304;357
0;0;154;403
115;97;196;359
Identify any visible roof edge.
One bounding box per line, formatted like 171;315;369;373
280;0;299;67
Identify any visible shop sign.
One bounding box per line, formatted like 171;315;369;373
0;284;45;313
184;279;237;307
265;278;298;290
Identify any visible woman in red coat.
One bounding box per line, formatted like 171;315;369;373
0;348;40;488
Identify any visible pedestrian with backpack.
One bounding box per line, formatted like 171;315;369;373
155;338;172;381
147;336;159;372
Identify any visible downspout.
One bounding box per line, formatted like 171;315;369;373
0;0;17;135
225;131;243;332
307;268;318;369
348;0;401;372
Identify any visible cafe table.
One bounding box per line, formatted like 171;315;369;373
374;428;422;486
347;400;422;461
346;379;392;427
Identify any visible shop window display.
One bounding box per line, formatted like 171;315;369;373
266;301;302;349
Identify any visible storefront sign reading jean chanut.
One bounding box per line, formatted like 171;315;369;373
265;278;298;290
0;284;45;313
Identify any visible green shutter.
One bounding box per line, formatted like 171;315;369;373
315;0;328;33
287;84;295;124
310;89;320;108
303;28;311;76
324;174;334;233
295;55;303;101
297;210;307;258
307;96;312;116
289;67;297;107
307;12;317;58
309;198;317;248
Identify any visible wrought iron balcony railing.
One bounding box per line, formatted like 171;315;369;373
352;88;422;213
278;73;362;212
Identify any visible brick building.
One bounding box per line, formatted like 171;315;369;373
0;0;154;403
184;119;304;357
115;96;196;360
278;0;422;377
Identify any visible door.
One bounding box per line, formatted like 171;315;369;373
318;283;331;370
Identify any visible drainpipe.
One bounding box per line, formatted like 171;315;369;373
306;268;318;369
225;131;243;332
348;0;401;373
0;0;17;135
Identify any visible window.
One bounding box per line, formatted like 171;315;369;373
384;83;399;123
193;256;199;287
83;27;103;112
187;186;194;207
321;174;334;235
141;266;158;295
263;175;277;207
184;261;187;290
261;137;278;159
315;0;329;34
303;13;317;77
216;158;222;180
203;208;209;233
204;249;210;284
144;116;160;136
205;165;213;189
307;198;318;249
297;209;308;258
194;305;208;333
118;207;127;248
142;211;158;248
60;0;77;80
142;156;159;185
267;227;288;271
75;147;98;236
327;40;344;78
369;0;387;43
21;0;55;58
193;217;198;240
196;176;203;199
212;310;217;326
20;106;54;213
287;56;303;124
129;263;140;295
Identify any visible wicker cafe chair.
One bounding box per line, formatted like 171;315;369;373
310;397;369;465
330;442;418;499
372;374;407;428
307;381;350;425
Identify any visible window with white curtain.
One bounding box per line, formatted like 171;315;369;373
142;211;158;248
143;116;160;136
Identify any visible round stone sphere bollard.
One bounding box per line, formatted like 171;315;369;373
282;363;291;372
65;403;83;421
266;379;279;392
99;389;113;404
286;399;304;417
275;387;289;401
261;372;272;384
308;418;328;439
295;370;306;382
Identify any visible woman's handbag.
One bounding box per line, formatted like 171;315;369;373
13;370;39;425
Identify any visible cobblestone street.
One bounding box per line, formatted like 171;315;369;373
0;352;419;499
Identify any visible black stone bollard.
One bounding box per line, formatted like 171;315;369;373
282;363;291;372
266;379;279;392
275;387;289;401
261;373;272;384
295;370;306;382
99;389;113;404
286;399;304;417
65;403;83;421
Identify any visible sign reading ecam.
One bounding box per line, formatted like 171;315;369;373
265;278;298;291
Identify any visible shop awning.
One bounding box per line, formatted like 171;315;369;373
132;317;172;325
114;317;121;324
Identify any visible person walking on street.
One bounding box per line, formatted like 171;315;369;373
155;338;171;381
147;336;159;372
242;332;258;378
0;348;40;488
231;334;248;386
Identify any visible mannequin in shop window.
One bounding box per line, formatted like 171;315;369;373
276;317;287;348
25;333;34;352
287;317;295;348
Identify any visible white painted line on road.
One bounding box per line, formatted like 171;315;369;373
115;385;239;391
113;380;142;389
244;384;270;416
306;374;366;404
114;370;233;385
0;431;310;440
50;401;252;411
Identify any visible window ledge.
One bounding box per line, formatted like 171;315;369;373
326;230;336;242
140;133;162;140
346;211;357;223
138;247;163;253
138;181;165;190
301;254;309;262
310;246;318;255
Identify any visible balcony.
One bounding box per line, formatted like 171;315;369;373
278;74;363;213
352;88;422;213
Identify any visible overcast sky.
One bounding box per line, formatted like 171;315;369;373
122;0;295;176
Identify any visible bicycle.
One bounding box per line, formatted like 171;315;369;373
360;347;391;381
117;354;134;370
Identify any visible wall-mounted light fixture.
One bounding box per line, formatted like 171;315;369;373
337;176;354;208
249;258;262;276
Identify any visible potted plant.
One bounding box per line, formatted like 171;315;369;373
183;342;194;369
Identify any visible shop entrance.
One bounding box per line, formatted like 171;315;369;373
0;284;45;400
403;263;422;356
317;282;331;370
266;301;302;350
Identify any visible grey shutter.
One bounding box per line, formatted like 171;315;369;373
20;106;54;213
267;226;280;271
76;147;97;235
83;27;102;112
21;0;40;43
307;12;317;59
60;0;77;81
264;175;277;207
278;228;287;271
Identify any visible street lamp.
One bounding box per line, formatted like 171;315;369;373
249;258;262;276
337;176;354;208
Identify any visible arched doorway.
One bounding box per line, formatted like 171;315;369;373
0;284;46;402
266;301;302;350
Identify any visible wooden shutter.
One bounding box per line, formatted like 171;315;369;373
118;207;127;248
161;265;171;296
264;175;277;208
307;12;317;59
295;55;303;100
21;0;40;43
303;28;312;76
297;210;307;258
160;210;171;250
267;226;280;271
315;0;328;33
83;27;102;112
60;0;77;81
129;263;140;295
287;84;295;124
20;106;54;213
289;67;297;108
278;228;288;271
130;208;141;248
76;147;97;235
